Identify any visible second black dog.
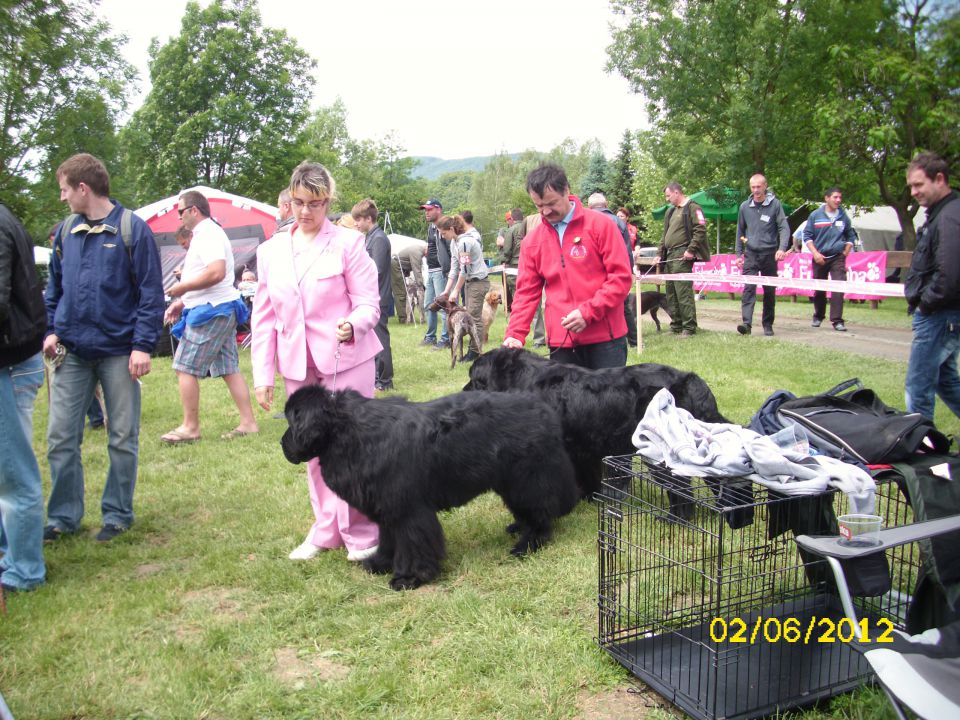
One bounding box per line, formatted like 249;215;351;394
281;386;579;590
464;348;728;498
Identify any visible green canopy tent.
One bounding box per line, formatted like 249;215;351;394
652;186;793;254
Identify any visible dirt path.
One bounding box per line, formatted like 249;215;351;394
685;303;913;364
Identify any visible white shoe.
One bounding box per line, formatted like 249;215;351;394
347;544;378;562
288;540;321;560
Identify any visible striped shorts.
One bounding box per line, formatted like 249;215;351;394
172;314;239;378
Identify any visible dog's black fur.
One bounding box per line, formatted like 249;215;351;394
463;348;728;498
281;386;579;590
629;290;672;332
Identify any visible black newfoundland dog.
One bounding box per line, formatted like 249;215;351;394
281;386;579;590
463;348;728;498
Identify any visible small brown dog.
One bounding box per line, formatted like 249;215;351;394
428;297;483;369
481;288;502;345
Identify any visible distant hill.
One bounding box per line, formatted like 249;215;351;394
408;154;519;180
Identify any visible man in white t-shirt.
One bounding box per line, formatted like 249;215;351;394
160;190;258;443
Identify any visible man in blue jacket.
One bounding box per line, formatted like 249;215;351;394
802;187;857;332
43;153;164;543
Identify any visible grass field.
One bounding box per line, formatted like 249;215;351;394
1;295;954;719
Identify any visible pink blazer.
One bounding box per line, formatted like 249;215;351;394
251;218;382;386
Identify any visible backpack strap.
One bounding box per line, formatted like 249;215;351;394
55;213;80;261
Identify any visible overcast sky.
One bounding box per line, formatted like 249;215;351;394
97;0;649;160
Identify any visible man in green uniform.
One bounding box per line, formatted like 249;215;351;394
656;182;710;336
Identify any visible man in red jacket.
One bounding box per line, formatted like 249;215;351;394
503;163;632;368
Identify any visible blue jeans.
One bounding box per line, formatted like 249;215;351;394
0;353;46;589
423;268;449;344
47;353;142;532
905;309;960;421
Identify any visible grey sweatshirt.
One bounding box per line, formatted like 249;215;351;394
735;190;790;256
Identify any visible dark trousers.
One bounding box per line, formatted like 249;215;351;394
549;336;627;369
624;294;638;346
664;252;696;333
373;311;393;386
812;253;847;325
741;250;779;329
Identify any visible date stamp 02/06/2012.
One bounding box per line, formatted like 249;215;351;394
709;616;896;645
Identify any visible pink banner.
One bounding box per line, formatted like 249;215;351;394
688;252;888;300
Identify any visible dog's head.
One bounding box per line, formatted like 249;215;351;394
281;385;345;464
463;347;546;391
484;289;502;308
427;295;458;313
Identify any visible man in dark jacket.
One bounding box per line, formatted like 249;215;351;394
903;152;960;421
735;174;790;336
655;182;710;336
353;198;394;391
419;198;451;350
43;153;164;543
0;204;47;594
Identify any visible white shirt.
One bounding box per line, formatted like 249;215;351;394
182;217;240;309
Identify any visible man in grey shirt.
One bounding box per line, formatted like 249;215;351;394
734;174;790;336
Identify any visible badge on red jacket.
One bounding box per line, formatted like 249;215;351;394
570;237;587;259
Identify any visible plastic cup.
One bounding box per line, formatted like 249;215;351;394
838;514;883;547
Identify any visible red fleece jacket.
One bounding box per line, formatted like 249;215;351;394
505;195;632;347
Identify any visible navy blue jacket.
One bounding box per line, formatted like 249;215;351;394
45;202;164;358
802;204;857;257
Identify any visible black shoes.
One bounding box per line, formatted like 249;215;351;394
375;381;395;392
737;323;751;335
43;525;65;543
763;326;775;336
461;350;480;363
96;524;127;542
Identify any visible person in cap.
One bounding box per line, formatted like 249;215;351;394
418;198;451;350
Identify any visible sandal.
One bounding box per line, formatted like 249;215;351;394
160;429;200;445
221;428;257;440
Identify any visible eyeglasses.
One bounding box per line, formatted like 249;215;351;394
177;206;194;217
291;198;328;212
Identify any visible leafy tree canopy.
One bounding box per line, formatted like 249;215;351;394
0;0;134;234
120;0;314;205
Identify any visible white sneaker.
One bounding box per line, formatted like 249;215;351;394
288;540;321;560
346;544;378;562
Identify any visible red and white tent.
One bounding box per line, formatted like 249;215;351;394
135;185;278;237
135;186;279;289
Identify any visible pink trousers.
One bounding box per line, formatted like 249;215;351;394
282;361;379;553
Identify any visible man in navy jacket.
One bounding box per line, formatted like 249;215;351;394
43;153;164;543
802;187;857;331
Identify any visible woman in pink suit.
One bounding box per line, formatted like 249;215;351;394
251;162;382;561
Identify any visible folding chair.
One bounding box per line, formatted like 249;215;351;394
796;515;960;719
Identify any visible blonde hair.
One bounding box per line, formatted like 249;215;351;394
289;161;336;202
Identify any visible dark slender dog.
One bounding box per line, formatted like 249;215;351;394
629;290;672;332
463;348;728;498
281;386;579;590
428;297;482;368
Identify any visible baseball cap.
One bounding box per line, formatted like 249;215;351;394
419;198;442;210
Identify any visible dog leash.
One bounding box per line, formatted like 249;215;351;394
331;342;341;393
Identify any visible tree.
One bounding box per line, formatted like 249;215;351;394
121;0;313;205
0;0;134;232
817;0;960;248
607;130;635;213
578;152;610;199
607;0;883;197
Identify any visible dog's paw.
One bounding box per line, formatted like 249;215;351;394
389;574;423;591
510;535;546;557
505;521;521;535
362;554;392;575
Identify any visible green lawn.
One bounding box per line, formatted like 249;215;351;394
1;302;953;719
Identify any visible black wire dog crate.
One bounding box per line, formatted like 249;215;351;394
597;454;917;720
